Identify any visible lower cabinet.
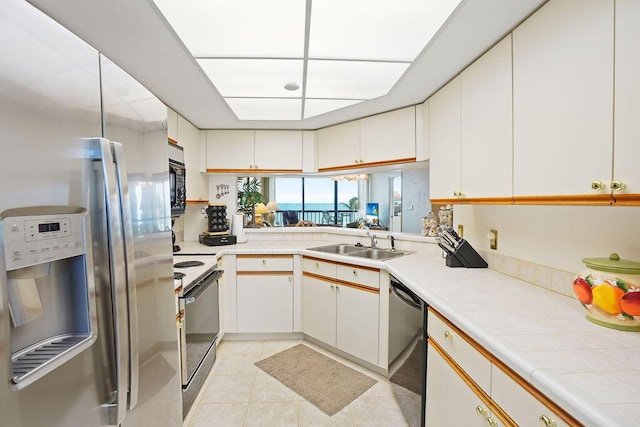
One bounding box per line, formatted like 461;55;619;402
237;273;293;333
426;308;576;427
302;257;380;365
235;255;294;333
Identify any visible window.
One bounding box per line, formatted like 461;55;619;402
273;177;359;226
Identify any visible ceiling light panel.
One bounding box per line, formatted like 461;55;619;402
153;0;306;57
225;98;301;121
197;59;303;97
309;0;462;61
304;99;363;119
306;60;410;99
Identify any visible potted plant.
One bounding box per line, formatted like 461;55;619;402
237;177;264;227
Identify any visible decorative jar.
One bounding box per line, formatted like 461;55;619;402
573;253;640;331
422;212;438;237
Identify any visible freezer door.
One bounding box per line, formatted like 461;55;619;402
100;54;182;427
0;1;109;426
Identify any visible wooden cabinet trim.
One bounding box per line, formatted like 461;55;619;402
432;194;616;206
429;308;582;426
186;200;208;204
302;256;380;272
613;194;640;205
303;271;337;282
206;168;303;174
431;197;514;205
303;271;379;294
237;271;293;276
238;254;293;260
318;157;416;173
168;137;178;144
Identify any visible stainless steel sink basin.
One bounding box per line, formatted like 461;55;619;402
307;244;363;255
308;244;406;260
348;248;406;260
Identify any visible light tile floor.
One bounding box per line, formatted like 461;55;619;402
184;339;415;426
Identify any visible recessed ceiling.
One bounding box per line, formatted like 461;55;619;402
25;0;547;130
152;0;462;121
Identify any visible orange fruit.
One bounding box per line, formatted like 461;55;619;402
592;283;625;315
621;292;640;316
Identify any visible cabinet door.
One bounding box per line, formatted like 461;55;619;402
302;276;336;345
461;35;513;200
415;100;430;162
613;0;640;201
206;130;255;171
167;108;178;142
318;120;360;171
512;0;614;200
179;115;208;202
237;274;293;333
359;107;416;164
426;342;500;427
254;131;303;172
429;76;462;200
336;285;379;365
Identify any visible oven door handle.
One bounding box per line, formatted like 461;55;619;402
181;275;218;302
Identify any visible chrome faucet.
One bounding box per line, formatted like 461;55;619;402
366;230;377;248
388;235;396;251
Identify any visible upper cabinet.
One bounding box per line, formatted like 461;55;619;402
512;0;614;204
167;108;178;143
206;130;303;173
613;0;640;205
460;35;513;202
430;36;512;204
178;115;208;202
317;106;417;172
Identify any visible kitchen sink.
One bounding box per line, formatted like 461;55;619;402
307;243;363;255
348;248;406;260
308;244;407;260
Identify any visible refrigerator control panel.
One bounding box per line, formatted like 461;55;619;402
1;210;87;271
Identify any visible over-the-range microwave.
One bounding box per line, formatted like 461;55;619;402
168;142;186;217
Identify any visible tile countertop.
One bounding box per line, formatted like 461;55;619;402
178;239;640;426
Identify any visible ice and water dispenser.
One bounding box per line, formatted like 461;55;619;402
1;206;97;389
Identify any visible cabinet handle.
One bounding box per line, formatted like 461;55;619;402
539;415;557;427
254;164;258;169
262;259;267;265
288;276;292;282
591;180;606;191
453;191;465;198
485;417;498;427
315;262;319;268
352;269;358;276
444;330;452;340
476;406;488;417
330;284;335;290
611;180;627;192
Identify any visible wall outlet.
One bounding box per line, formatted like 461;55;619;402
489;229;498;250
457;224;464;238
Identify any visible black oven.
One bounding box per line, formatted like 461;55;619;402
168;142;186;216
178;267;222;394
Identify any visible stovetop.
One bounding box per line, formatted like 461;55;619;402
173;255;218;286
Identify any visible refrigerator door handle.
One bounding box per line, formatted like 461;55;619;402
98;138;131;425
111;142;140;410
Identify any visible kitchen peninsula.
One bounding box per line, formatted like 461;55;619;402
179;227;639;427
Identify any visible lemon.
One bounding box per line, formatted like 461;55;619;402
592;283;625;315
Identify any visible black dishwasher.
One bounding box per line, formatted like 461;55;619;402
389;275;428;427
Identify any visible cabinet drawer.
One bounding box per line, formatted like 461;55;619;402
237;255;293;272
336;264;379;289
428;309;491;394
491;365;570;427
302;257;336;278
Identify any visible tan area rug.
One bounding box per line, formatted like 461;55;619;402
389;339;423;395
255;344;377;416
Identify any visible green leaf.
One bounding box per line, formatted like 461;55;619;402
585;275;595;286
616;279;629;292
621;312;634;320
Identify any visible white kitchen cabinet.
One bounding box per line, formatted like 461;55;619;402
427;308;579;427
317;120;360;171
336;284;379;366
512;0;614;202
236;273;293;333
359;106;416;165
460;35;513;201
429;76;462;201
302;257;380;365
612;0;640;204
206;130;303;173
302;275;337;345
178;115;208;202
318;107;416;171
415;100;429;162
426;341;503;427
167;107;178;142
235;255;295;333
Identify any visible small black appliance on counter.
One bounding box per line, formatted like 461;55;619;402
437;228;488;268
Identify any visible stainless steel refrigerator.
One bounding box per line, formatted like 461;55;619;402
0;1;182;425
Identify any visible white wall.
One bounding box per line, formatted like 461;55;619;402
455;204;640;274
